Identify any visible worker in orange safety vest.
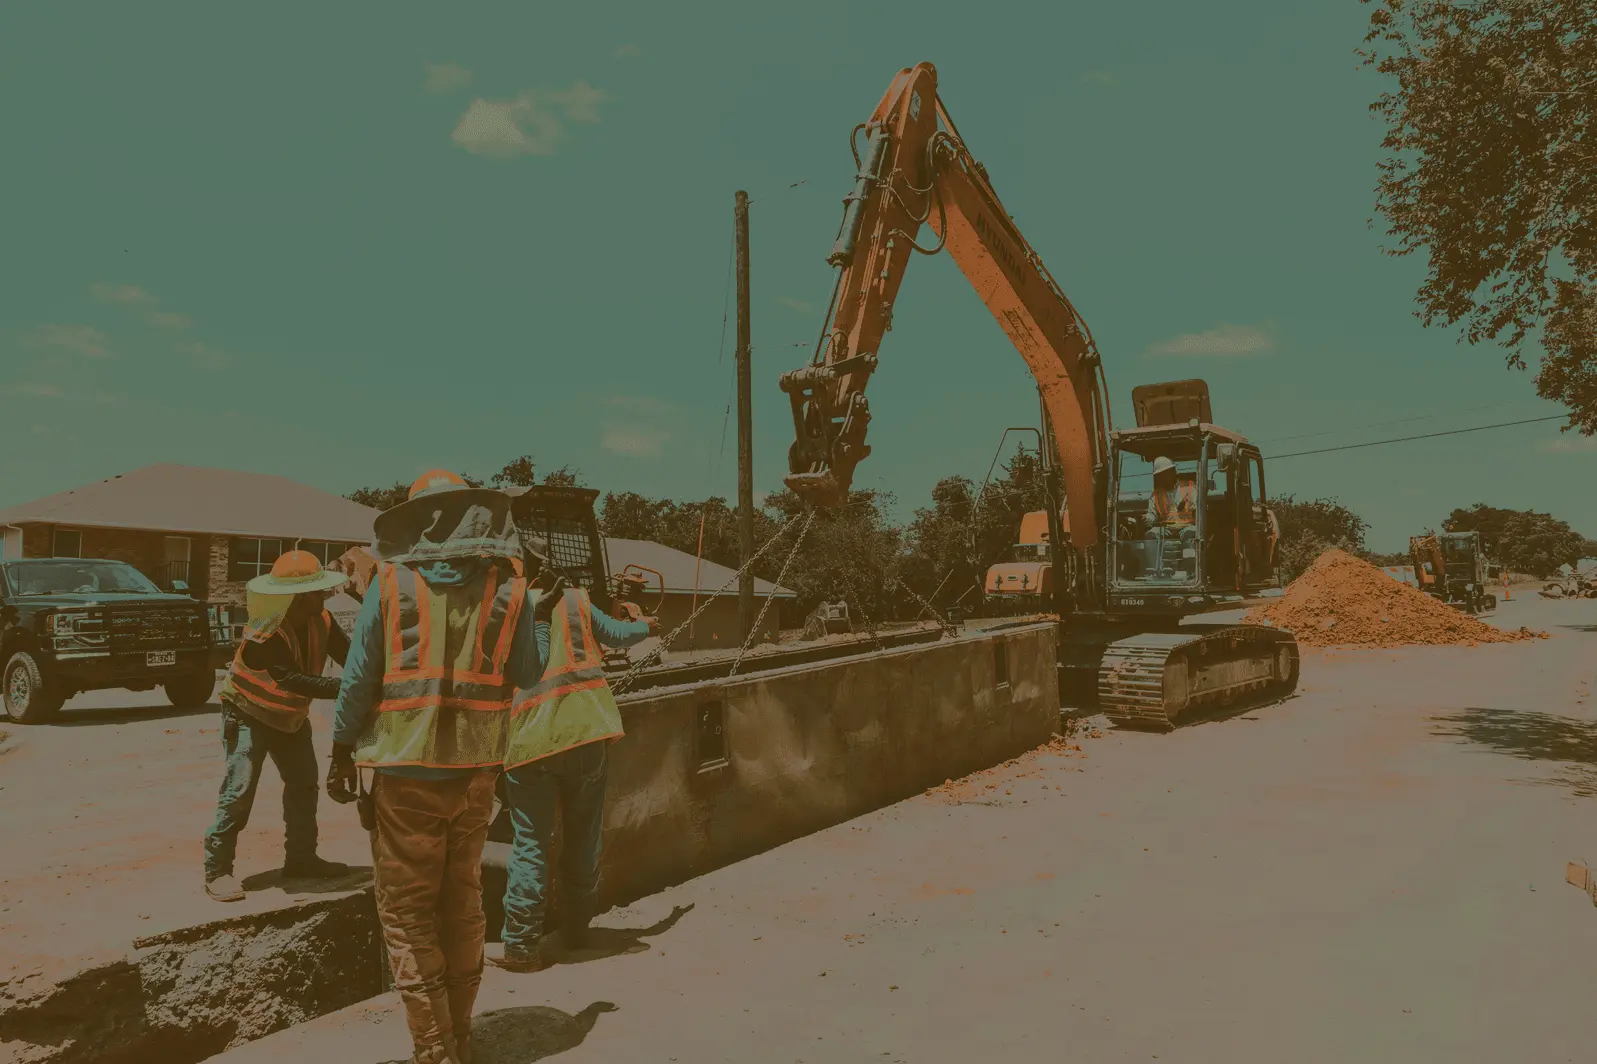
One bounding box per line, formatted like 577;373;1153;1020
204;550;352;902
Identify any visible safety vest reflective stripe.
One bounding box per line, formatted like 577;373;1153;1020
504;589;623;770
374;563;524;714
355;561;528;769
220;610;330;727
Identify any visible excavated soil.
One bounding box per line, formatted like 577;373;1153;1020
1246;549;1544;648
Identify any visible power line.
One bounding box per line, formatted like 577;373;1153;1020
1254;399;1540;446
1272;414;1567;461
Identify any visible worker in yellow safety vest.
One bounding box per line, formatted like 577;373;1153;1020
484;549;658;975
204;550;351;902
326;469;538;1064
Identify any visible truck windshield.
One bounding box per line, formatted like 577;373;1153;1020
6;561;161;595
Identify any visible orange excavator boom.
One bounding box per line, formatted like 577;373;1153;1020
780;62;1111;549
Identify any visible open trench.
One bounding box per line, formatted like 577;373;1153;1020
0;622;1054;1064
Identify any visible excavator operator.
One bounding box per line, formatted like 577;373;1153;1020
1148;457;1196;530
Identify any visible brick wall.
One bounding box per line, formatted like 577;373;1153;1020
208;536;246;607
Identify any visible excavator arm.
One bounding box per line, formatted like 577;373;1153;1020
780;62;1112;548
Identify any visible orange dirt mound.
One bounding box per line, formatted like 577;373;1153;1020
1245;549;1544;648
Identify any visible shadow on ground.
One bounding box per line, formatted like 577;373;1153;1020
1432;707;1597;797
241;865;374;896
50;701;220;727
546;903;695;967
377;1002;617;1064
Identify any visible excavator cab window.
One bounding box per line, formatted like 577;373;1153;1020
1112;444;1201;586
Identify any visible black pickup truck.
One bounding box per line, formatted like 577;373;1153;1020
0;558;237;724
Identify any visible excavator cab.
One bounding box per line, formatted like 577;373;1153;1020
1103;381;1280;616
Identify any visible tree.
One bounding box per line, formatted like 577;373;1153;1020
1443;503;1522;554
1268;495;1370;581
346;481;410;511
764;488;906;621
489;456;585;489
901;476;981;609
1360;0;1595;430
1498;510;1585;576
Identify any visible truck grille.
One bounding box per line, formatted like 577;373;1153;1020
108;607;206;649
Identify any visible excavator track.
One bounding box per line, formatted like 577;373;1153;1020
1096;625;1300;730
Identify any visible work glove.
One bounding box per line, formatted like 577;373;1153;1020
326;742;358;805
533;574;570;624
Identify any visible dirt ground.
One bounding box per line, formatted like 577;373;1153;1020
7;596;1597;1062
203;595;1597;1063
0;682;376;1000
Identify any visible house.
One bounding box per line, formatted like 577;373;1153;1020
0;464;378;606
602;537;796;649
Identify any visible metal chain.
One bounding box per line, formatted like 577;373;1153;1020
728;509;818;676
611;512;807;694
889;570;959;637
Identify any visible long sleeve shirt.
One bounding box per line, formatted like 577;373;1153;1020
240;616;351;701
332;561;651;780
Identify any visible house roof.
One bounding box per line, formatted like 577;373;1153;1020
0;464;379;543
603;537;796;599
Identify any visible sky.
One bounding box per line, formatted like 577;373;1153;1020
1;0;1588;554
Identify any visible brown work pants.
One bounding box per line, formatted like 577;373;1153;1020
371;769;497;1061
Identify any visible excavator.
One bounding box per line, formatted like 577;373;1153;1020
778;62;1299;729
1409;529;1497;613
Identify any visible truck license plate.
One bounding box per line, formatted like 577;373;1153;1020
146;650;176;667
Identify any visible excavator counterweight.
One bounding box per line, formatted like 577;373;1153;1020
785;62;1300;727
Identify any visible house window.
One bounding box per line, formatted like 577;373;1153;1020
230;537;286;582
298;541;351;566
52;529;82;558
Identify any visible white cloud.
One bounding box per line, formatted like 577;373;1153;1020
1148;323;1273;356
424;62;473;93
603;395;668;414
148;311;192;330
451;81;610;159
602;424;668;458
1540;432;1597;453
615;43;643;59
92;281;196;331
91;283;155;306
1080;70;1120;87
27;324;113;359
777;295;815;314
183;341;230;368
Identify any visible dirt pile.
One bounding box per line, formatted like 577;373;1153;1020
1246;549;1544;648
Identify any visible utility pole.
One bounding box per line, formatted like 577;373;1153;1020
735;190;755;641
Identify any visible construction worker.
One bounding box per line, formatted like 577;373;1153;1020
1148;456;1196;528
486;550;658;974
204;550;352;902
326;469;541;1064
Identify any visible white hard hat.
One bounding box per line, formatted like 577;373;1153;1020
1152;456;1175;475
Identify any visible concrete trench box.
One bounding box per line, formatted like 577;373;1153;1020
0;623;1057;1064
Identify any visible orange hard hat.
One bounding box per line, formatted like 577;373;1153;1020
271;550;324;581
246;548;349;595
408;469;473;501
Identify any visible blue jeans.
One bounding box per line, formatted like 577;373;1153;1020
203;700;320;879
501;741;609;953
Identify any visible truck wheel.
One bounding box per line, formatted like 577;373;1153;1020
164;671;217;709
4;651;65;724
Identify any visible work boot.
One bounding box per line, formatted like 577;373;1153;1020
484;941;548;973
456;1032;473;1064
282;854;349;879
410;1043;457;1064
205;874;245;902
